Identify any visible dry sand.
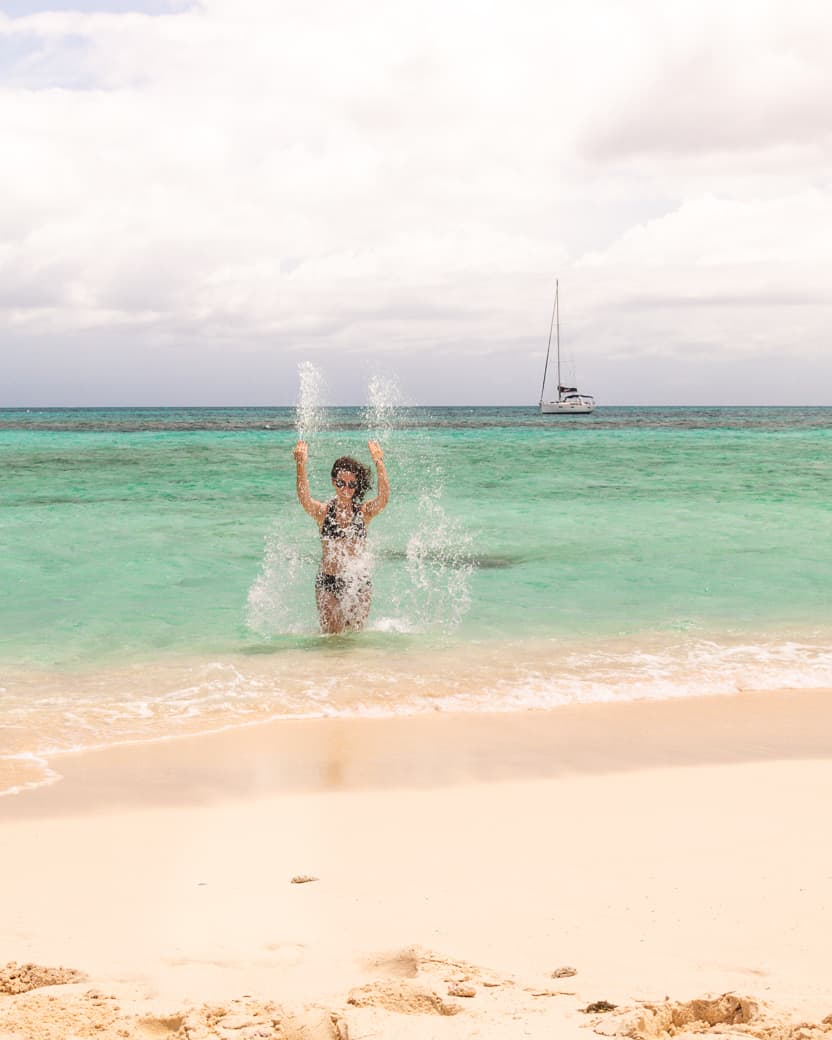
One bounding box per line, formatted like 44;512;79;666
2;688;832;1039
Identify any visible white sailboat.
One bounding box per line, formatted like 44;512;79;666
539;280;595;415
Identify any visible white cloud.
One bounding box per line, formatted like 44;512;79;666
580;191;832;267
0;0;830;404
580;1;832;161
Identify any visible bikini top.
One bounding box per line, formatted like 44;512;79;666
321;500;367;541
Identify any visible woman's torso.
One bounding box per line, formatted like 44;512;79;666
319;500;368;575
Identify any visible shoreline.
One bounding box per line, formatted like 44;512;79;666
2;688;832;1039
4;628;832;799
3;685;831;818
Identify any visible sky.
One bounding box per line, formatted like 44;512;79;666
1;0;830;406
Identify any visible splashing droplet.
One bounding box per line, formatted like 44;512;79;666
296;361;327;442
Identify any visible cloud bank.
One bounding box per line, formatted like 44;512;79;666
1;0;830;405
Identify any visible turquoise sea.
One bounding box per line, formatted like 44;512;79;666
2;398;831;794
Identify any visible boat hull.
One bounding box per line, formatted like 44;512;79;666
540;398;595;415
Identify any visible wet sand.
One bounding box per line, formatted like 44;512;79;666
2;688;832;1038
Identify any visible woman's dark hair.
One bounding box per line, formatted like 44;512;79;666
331;455;372;502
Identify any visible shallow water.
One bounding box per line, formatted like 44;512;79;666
2;404;831;794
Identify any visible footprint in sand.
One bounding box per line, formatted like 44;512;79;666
604;994;759;1037
0;961;87;994
592;994;832;1040
351;945;515;1016
0;989;121;1040
348;979;463;1016
361;948;420;978
149;1000;347;1039
0;991;345;1040
136;1015;185;1038
362;944;507;987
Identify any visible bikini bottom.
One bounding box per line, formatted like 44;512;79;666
315;571;372;599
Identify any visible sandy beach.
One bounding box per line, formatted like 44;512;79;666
4;0;832;1032
2;689;832;1039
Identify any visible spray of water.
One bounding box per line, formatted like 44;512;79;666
246;537;315;636
362;374;400;442
247;364;472;639
361;372;473;634
296;361;327;442
400;490;473;631
245;361;329;636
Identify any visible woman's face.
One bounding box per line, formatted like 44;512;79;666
333;469;358;502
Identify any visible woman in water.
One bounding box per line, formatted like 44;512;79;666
293;439;389;633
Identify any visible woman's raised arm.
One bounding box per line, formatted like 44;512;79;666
294;441;325;521
362;440;390;521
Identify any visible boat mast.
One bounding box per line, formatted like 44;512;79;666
540;278;558;404
557;278;561;399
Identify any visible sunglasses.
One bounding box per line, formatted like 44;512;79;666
334;479;357;489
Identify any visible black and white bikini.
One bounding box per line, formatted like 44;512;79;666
316;500;370;597
320;500;367;543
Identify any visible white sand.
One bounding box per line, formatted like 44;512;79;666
2;690;832;1039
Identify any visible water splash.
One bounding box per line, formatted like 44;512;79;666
400;490;473;630
248;366;472;638
295;361;327;442
360;376;473;633
245;532;317;636
362;374;401;443
246;362;331;639
244;361;328;636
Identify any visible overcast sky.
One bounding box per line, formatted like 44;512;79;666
1;0;830;406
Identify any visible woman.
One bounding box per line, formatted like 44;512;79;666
293;439;389;634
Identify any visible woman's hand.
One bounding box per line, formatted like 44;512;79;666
293;441;308;465
368;440;384;464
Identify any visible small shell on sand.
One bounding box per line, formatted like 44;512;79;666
448;984;476;998
552;966;578;978
290;875;319;884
